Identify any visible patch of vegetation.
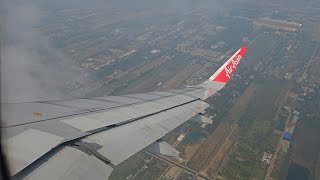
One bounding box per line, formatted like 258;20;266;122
301;116;320;129
221;138;267;180
276;112;288;131
278;153;291;180
222;79;286;179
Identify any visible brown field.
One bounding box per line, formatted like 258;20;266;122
203;126;238;177
188;122;230;170
115;57;190;94
223;83;258;122
110;56;171;87
203;139;234;176
182;143;202;161
133;56;171;75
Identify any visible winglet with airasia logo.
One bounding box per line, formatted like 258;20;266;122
209;46;248;83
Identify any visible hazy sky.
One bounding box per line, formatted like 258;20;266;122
1;0;81;103
1;0;313;102
0;0;224;103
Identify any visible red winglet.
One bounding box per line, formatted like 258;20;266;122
209;46;248;83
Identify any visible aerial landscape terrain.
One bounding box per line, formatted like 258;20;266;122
2;0;320;179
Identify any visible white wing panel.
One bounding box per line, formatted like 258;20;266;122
2;103;79;127
61;94;198;132
61;116;107;132
148;91;176;96
7;129;64;175
182;100;210;113
94;96;144;104
117;103;161;117
50;99;121;110
25;147;113;180
123;93;162;100
82;102;200;165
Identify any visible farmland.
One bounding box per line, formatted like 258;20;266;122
221;79;289;179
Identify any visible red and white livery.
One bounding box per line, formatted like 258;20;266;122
209;46;248;83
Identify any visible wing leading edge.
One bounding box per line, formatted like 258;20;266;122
2;47;248;179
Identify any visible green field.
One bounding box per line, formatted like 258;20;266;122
221;138;268;180
221;79;288;179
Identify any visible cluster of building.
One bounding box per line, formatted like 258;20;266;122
254;17;302;32
285;110;300;136
281;109;301;154
261;152;273;165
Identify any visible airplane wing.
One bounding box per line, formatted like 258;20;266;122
2;46;248;179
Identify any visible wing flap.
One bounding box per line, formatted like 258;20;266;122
6;129;64;175
191;114;213;124
24;147;113;180
146;140;180;157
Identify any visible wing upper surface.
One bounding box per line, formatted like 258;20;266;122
2;47;248;179
3;87;213;178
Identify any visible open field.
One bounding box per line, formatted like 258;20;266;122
222;79;289;179
238;79;289;137
159;63;203;90
132;56;171;76
188;122;230;171
222;138;268;180
182;143;203;161
187;83;257;175
108;56;171;88
113;54;191;94
304;19;320;42
304;43;320;83
291;117;320;178
203;126;238;177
